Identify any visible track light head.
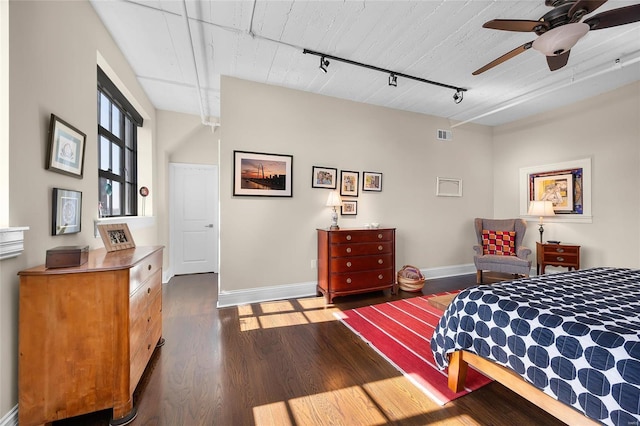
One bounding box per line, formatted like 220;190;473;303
453;89;464;104
319;56;330;73
388;73;397;87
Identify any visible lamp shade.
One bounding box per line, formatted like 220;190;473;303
528;200;555;217
326;190;342;207
532;23;589;56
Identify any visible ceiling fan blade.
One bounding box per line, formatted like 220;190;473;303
483;19;549;32
568;0;607;20
472;41;533;75
585;4;640;30
547;50;571;71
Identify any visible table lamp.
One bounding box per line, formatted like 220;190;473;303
528;200;555;243
326;190;342;230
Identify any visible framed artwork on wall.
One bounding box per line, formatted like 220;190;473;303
46;114;86;178
97;223;136;252
233;150;293;197
340;170;359;197
363;171;382;192
341;200;357;215
311;166;337;189
52;188;82;235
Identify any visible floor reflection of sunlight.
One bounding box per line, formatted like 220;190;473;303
237;296;340;331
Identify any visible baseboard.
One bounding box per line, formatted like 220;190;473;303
0;405;18;426
216;264;478;308
217;281;317;308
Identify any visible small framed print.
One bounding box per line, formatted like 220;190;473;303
46;114;87;178
52;188;82;235
363;171;382;192
340;170;359;197
97;223;136;252
311;166;337;189
341;200;357;215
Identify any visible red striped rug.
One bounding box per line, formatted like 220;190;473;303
334;291;492;405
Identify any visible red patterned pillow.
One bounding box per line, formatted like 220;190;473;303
482;230;516;256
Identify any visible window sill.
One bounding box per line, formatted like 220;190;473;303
94;216;155;238
0;226;29;260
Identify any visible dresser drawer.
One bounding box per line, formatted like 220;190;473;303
543;245;579;255
542;253;579;264
329;229;393;244
129;269;161;353
129;316;162;394
330;241;392;257
330;253;393;272
130;250;163;294
330;268;394;291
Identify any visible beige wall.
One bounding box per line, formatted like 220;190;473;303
2;0;157;416
493;81;640;269
219;76;494;292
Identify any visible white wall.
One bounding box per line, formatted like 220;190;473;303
2;0;157;416
493;81;640;269
219;76;494;293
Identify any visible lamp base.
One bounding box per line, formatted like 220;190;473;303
330;208;339;230
538;223;544;243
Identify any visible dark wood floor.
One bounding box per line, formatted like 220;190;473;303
54;273;564;425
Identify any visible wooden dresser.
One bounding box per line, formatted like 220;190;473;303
317;228;396;303
18;246;164;426
536;242;580;274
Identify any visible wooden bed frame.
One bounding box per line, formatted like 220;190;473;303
448;350;600;425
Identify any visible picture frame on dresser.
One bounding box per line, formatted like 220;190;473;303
51;188;82;235
97;223;136;252
340;170;359;197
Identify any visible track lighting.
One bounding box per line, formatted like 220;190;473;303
319;56;330;73
303;49;467;102
453;89;464;104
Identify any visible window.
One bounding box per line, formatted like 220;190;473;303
97;67;143;217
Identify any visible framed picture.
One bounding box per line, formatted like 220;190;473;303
311;166;337;189
341;200;357;215
436;177;463;197
233;150;293;197
52;188;82;235
97;223;136;252
519;158;591;222
363;171;382;192
340;170;359;197
46;114;87;178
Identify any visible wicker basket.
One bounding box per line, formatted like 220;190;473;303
397;265;426;292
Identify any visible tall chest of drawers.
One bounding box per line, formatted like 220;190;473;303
18;246;164;426
317;228;396;303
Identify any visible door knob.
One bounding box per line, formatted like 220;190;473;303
204;224;213;228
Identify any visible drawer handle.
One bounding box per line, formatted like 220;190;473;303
147;287;151;294
557;248;564;253
378;274;383;280
346;278;352;284
378;233;383;239
346;247;352;253
378;259;384;264
346;235;352;241
147;317;151;323
556;256;564;262
148;344;152;350
148;264;152;271
346;261;352;267
378;245;383;251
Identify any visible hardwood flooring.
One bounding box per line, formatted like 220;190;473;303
54;273;564;425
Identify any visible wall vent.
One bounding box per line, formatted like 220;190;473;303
437;129;453;141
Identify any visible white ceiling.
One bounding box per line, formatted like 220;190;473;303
90;0;640;127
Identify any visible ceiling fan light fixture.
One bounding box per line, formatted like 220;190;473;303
532;22;589;56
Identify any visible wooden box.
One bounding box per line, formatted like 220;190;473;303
45;245;89;268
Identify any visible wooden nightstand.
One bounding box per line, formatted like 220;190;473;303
536;242;580;275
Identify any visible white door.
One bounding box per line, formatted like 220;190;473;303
170;163;218;275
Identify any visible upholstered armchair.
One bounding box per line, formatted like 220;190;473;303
473;218;532;284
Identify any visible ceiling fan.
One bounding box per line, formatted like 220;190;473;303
473;0;640;75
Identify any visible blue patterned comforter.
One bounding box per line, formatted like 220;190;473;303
430;267;640;426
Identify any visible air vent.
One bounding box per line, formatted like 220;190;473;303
437;129;452;141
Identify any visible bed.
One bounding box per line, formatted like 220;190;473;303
430;267;640;426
